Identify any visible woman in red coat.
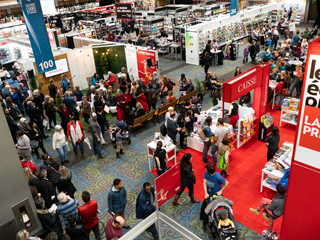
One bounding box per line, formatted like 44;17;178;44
135;86;149;112
115;89;126;121
105;71;116;87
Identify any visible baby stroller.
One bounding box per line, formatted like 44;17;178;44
109;126;131;149
205;200;239;240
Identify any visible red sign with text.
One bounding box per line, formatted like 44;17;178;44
136;49;157;85
155;162;180;207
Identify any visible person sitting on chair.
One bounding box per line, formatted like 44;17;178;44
250;184;286;222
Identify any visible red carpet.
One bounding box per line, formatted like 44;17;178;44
151;109;297;235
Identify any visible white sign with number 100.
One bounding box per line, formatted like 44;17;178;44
39;60;54;72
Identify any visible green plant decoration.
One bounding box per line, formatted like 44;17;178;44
29;75;38;91
100;53;109;75
194;78;205;95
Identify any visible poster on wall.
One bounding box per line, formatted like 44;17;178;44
115;3;133;20
136;49;157;85
185;30;199;65
18;0;56;74
125;46;139;81
39;0;56;15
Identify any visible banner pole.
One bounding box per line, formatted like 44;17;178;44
155;190;162;240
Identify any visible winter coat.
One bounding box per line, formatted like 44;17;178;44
181;164;194;186
136;187;156;219
37;209;63;238
108;186;127;213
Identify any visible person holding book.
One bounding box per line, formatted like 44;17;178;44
265;126;280;161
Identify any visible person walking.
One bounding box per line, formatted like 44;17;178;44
115;127;129;158
211;118;228;165
28;121;47;159
52;125;68;164
67;116;86;159
89;113;106;159
43;95;56;129
108;179;130;229
58;103;71;134
250;39;257;64
96;106;109;145
265;126;280;161
16;131;32;161
57;166;77;198
201;116;215;163
172;153;200;206
136;182;159;240
154;141;169;176
81;96;91;124
216;137;231;177
78;191;101;240
202;52;212;76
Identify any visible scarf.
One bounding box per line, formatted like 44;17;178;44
70;121;83;144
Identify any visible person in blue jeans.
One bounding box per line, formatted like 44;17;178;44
89;113;106;159
202;116;215;163
53;125;68;164
136;182;159;240
211;118;228;165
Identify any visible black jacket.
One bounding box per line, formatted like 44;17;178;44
35;179;56;209
40;160;60;185
37;210;63;238
177;115;185;128
181;164;193;186
125;111;136;125
166;118;179;136
26;106;42;122
33;95;43;110
202;56;212;67
5;114;18;131
97;111;109;129
57;174;77;198
48;85;57;99
65;224;87;240
136;108;145;118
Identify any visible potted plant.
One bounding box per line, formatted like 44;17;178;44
29;75;38;91
194;78;205;101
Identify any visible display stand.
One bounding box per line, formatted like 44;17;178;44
280;109;298;126
147;141;176;171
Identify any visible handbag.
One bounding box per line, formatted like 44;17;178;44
30;140;39;149
282;88;289;96
84;137;91;149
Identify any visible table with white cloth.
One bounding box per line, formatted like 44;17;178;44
147;140;176;171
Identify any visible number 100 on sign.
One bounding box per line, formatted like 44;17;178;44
39;60;54;72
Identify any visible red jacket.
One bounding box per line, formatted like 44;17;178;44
105;75;116;87
59;108;69;119
78;200;99;229
66;121;85;143
275;82;284;93
136;93;149;111
21;160;37;173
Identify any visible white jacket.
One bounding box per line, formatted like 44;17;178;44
53;132;66;149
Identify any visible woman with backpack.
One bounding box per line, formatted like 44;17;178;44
200;116;215;164
216;137;230;178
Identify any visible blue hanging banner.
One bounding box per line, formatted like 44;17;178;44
230;0;237;17
18;0;56;74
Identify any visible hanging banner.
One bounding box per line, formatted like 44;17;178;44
230;0;237;16
155;162;181;208
39;0;56;15
18;0;56;74
125;46;139;81
115;3;133;20
136;49;157;85
280;38;320;240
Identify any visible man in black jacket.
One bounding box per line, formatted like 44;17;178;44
65;214;87;240
39;157;60;187
26;101;48;139
4;108;18;144
177;109;187;148
166;113;181;145
250;39;257;65
35;169;56;209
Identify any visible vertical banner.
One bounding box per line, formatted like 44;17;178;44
125;46;139;81
280;38;320;239
18;0;56;74
185;30;199;65
115;3;133;20
155;163;181;208
230;0;237;16
136;49;157;85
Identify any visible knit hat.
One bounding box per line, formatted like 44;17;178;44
20;118;26;123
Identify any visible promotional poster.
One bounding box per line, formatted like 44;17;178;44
136;49;157;85
155;163;181;208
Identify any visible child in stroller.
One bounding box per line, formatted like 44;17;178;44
218;213;236;240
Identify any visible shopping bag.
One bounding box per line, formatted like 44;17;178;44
65;142;70;152
43;119;48;128
84;137;91;149
100;133;105;144
104;105;110;113
219;151;226;170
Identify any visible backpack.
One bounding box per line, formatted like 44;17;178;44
198;126;209;141
160;123;167;137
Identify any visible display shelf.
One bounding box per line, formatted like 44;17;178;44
262;178;277;191
280;117;297;126
281;109;299;115
280;109;298;126
242;131;256;142
241;124;257;136
243;117;257;127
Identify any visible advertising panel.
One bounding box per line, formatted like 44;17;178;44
185;30;199;65
18;0;56;74
45;58;69;78
39;0;56;15
136;49;157;85
125;46;139;81
230;0;237;16
155;163;181;208
115;3;133;20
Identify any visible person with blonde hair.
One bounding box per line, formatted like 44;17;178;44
135;102;145;118
16;229;40;240
24;166;38;184
160;75;173;93
57;165;77;198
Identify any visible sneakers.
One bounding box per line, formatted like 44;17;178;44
262;213;271;222
250;208;260;216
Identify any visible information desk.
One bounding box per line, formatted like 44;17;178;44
147;141;176;171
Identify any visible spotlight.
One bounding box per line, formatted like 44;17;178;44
102;53;105;55
115;54;118;57
95;50;98;53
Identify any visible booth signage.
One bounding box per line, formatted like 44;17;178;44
115;3;133;20
155;163;181;208
280;38;320;240
230;0;237;16
18;0;56;74
136;49;157;85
